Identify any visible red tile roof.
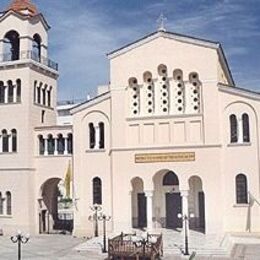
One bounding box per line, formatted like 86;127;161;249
8;0;38;17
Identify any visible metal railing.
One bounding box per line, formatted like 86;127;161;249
0;51;58;71
108;232;163;260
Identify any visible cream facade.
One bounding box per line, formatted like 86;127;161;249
0;1;259;239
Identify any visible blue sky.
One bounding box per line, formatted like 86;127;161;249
1;0;260;101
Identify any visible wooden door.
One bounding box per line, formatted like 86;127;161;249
137;193;147;228
166;193;182;229
198;191;205;229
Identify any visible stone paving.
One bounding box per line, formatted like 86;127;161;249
0;232;260;259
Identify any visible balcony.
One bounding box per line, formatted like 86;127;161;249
0;51;58;71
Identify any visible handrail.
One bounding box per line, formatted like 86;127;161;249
0;51;58;71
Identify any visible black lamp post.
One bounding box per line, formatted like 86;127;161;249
98;213;111;253
89;204;102;237
178;213;194;256
10;230;30;260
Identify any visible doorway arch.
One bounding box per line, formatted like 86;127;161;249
188;176;205;232
131;177;146;228
153;170;182;229
39;178;73;234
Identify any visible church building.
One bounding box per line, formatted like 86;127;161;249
0;0;259;239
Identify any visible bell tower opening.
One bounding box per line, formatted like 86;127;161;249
3;30;20;61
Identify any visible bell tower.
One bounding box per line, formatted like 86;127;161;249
0;0;59;161
0;0;59;233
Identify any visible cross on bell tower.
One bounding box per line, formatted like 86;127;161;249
157;13;167;32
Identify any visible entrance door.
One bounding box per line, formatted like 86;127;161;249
137;193;147;228
198;191;205;230
39;210;47;234
166;193;182;229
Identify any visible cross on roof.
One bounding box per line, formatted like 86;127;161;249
157;13;167;32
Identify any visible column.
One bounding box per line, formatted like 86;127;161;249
44;138;48;156
180;190;189;236
2;198;6;215
94;125;100;149
4;86;8;104
13;85;17;103
145;191;153;231
238;117;243;143
181;190;189;217
54;138;58;155
9;134;12;153
64;138;68;155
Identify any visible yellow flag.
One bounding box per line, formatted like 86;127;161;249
64;161;72;198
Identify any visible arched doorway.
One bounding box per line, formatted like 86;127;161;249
188;176;205;233
131;177;147;229
39;178;73;234
153;170;182;229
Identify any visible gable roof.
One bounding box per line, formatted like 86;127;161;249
0;9;50;30
107;30;235;86
218;83;260;101
71;91;111;115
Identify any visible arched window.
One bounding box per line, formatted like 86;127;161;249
163;171;179;186
89;123;95;149
3;30;20;61
47;134;55;155
47;87;52;107
230;114;238;143
158;64;168;76
236;174;248;204
173;69;183;81
158;64;169;114
16;79;21;103
57;134;65;154
32;34;41;61
34;81;37;103
93;177;102;205
129;77;140;116
42;87;46;106
2;129;9;153
0;192;3;215
0;81;4;103
37;86;41;104
6;191;11;215
8;80;14;103
67;133;73;154
99;122;105;149
242;113;250;143
143;71;155;114
11;129;17;152
41;110;45;124
38;135;44;155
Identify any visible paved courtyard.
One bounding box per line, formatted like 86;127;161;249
0;232;260;259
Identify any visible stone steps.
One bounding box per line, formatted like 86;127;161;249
75;230;230;257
